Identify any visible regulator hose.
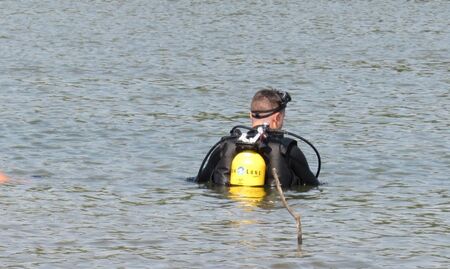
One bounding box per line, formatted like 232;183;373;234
196;139;223;180
282;130;321;178
196;127;244;180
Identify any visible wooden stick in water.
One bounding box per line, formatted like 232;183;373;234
272;168;303;245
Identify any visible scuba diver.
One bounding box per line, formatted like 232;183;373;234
196;88;321;188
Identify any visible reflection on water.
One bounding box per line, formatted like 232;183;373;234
206;183;319;211
228;186;267;205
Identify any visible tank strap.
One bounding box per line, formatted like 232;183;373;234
283;137;297;155
273;136;297;156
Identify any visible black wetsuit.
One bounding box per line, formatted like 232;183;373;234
196;128;319;187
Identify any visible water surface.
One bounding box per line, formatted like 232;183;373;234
1;0;449;268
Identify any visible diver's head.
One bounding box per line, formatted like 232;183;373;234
250;87;291;130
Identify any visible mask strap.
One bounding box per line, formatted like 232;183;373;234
251;104;286;119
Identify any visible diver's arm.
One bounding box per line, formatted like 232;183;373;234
289;146;320;186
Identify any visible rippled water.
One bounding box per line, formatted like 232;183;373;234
1;0;449;268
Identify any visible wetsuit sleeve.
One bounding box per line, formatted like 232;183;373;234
196;143;222;183
289;145;320;186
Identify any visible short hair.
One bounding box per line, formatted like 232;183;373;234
250;87;284;112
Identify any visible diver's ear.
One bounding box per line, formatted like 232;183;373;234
275;112;283;122
274;112;284;129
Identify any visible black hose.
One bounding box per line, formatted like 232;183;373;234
282;130;321;178
196;126;247;180
196;139;223;180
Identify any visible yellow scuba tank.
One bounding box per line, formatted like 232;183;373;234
229;125;268;186
230;149;266;186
